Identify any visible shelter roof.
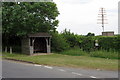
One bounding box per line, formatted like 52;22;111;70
28;33;52;37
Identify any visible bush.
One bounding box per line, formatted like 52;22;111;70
80;36;94;52
115;35;120;51
97;36;119;52
61;29;79;47
79;35;120;52
51;32;70;52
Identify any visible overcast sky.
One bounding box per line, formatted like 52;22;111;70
53;0;119;35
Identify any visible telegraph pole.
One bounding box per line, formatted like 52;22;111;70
97;8;107;32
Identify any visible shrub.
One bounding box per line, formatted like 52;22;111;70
80;36;94;52
98;36;119;51
61;29;79;47
115;35;120;51
51;32;70;52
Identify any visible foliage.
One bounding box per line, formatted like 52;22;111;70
60;30;120;52
86;32;95;36
2;2;59;36
97;36;120;52
114;35;120;51
78;35;120;52
80;36;95;52
51;32;70;52
61;30;96;52
61;29;79;47
2;2;59;49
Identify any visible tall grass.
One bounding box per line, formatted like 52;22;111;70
58;47;87;56
59;47;119;59
90;50;119;59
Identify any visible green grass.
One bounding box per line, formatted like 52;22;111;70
59;47;119;59
58;48;86;56
2;52;118;71
89;50;119;59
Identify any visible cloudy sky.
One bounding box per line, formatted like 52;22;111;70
53;0;119;35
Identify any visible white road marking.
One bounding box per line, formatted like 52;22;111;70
72;72;82;76
34;64;42;67
90;76;97;78
44;66;53;69
58;69;66;72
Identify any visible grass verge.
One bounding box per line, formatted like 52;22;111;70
2;52;118;71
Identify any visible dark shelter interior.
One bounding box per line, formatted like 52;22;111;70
33;37;47;53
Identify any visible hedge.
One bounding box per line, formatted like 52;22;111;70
80;36;94;52
79;35;120;52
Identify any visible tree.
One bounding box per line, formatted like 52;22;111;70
61;29;78;47
51;32;70;52
2;2;59;37
86;32;95;36
2;2;59;52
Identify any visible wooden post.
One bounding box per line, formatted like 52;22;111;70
10;47;12;54
49;37;51;53
46;37;50;53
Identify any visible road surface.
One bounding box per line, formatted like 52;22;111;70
2;60;118;78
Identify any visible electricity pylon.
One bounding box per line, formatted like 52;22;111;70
97;8;108;32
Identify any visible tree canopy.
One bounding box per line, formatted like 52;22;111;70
2;2;59;37
86;32;95;36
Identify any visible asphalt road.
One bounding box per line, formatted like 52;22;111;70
2;60;118;78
